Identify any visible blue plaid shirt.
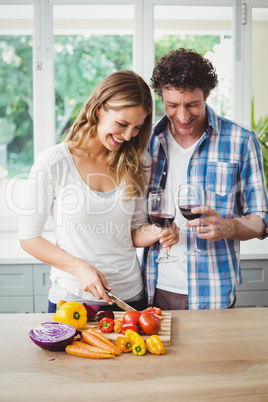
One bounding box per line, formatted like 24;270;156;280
141;104;268;309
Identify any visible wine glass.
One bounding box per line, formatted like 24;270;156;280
148;190;180;263
178;184;207;256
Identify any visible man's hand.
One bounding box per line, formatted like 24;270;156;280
186;206;265;241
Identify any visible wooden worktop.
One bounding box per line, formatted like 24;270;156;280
0;308;268;401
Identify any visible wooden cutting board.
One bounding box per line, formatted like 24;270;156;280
84;311;171;346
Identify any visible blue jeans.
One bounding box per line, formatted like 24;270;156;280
48;300;57;313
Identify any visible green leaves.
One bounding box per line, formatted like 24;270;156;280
0;118;15;146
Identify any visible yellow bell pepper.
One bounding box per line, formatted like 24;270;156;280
125;329;146;356
146;335;165;355
56;300;67;311
116;336;133;353
54;301;87;330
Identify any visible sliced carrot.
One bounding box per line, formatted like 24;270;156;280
82;328;121;356
66;341;113;359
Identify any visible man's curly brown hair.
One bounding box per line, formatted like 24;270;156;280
151;48;218;99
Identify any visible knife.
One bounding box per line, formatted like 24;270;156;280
105;290;136;311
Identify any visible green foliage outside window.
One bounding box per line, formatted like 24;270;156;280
0;36;33;175
54;35;132;143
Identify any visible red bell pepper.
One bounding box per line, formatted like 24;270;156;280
122;323;139;335
99;317;114;333
142;307;162;320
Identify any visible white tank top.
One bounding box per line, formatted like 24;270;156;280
156;127;196;295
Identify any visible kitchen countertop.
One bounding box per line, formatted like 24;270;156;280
0;231;267;264
0;308;267;401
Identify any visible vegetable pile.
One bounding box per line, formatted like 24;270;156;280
28;301;166;359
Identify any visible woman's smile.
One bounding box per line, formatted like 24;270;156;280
111;135;124;145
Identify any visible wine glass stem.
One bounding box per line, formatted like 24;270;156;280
192;226;198;251
165;248;170;259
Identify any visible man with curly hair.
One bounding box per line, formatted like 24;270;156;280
142;48;268;310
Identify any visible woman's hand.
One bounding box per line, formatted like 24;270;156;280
132;222;180;248
73;261;113;305
159;222;180;251
20;236;114;304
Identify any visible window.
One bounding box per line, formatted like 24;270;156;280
153;4;233;120
251;5;268;188
52;4;134;142
0;4;33;230
0;0;268;232
252;7;268;120
0;5;33;177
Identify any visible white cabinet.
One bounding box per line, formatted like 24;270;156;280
34;296;50;313
0;265;33;296
236;260;268;307
0;264;50;313
33;266;51;312
0;259;267;312
0;296;34;313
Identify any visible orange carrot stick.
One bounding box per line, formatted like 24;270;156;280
72;341;114;355
85;328;117;345
82;329;121;356
66;341;113;359
81;331;114;350
81;331;121;356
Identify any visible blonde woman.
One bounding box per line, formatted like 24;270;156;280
19;70;179;312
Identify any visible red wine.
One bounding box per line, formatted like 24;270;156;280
149;213;174;228
179;205;202;220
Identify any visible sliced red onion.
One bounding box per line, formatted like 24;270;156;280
83;303;99;319
95;310;114;321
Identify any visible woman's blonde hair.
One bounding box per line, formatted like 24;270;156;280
64;70;153;199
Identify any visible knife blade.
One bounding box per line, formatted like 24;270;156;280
105;290;136;311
